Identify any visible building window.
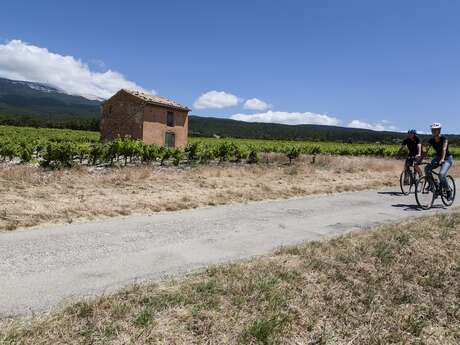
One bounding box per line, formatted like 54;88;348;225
165;132;175;148
109;105;112;114
166;111;174;127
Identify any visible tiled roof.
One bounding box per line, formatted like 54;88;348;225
122;89;190;111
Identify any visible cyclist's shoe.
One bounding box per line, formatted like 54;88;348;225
446;189;453;201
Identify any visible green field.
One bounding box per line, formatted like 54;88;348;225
1;125;459;167
0;125;100;143
189;137;402;156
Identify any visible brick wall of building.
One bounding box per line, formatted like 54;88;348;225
100;92;144;142
143;105;188;147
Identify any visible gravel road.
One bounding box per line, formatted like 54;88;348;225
0;189;456;318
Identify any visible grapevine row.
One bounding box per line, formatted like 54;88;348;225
1;125;459;168
0;138;261;167
0;136;401;168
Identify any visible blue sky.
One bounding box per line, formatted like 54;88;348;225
0;0;459;133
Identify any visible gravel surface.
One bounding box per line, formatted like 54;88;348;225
0;188;456;318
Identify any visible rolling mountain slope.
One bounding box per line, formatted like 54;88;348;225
189;116;408;143
189;116;460;144
0;77;101;119
1;77;458;143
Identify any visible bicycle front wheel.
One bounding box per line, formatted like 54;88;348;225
415;176;435;210
400;170;411;195
441;176;456;207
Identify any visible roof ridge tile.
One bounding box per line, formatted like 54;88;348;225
121;89;190;111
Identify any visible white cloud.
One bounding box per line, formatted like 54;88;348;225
243;98;270;111
348;120;398;132
194;90;241;109
0;40;151;100
231;110;340;126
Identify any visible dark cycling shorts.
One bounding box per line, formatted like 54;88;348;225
406;157;420;166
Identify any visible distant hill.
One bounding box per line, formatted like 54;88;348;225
189;116;460;144
0;77;458;144
0;77;101;129
0;77;101;119
189;115;401;143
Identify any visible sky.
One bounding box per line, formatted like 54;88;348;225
0;0;459;133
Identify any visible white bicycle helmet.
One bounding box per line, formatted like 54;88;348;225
431;123;442;129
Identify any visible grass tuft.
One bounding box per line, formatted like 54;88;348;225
133;308;154;328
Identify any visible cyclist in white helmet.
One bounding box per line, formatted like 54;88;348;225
425;123;454;200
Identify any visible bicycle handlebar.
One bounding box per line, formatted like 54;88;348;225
404;156;427;166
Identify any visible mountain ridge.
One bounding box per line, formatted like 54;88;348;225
0;77;101;119
1;77;458;143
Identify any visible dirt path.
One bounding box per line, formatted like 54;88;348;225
0;188;457;318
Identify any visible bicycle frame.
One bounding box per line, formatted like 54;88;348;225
422;165;452;199
426;171;442;196
415;159;455;209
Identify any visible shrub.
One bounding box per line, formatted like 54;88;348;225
75;143;91;164
198;145;214;164
185;142;200;162
229;143;247;162
171;149;183;166
141;144;160;163
0;141;18;161
159;147;172;166
285;146;300;164
19;142;34;163
247;148;259;164
217;141;232;162
89;143;106;166
41;142;77;168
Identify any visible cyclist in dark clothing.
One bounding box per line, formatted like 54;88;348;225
425;123;454;200
399;129;422;179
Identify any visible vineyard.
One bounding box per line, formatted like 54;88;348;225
1;125;459;168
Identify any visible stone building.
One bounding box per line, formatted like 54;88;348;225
100;89;190;147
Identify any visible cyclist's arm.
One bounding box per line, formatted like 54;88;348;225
417;143;422;157
397;145;406;157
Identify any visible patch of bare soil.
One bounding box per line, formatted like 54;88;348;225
0;155;455;231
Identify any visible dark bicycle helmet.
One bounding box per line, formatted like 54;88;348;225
408;129;417;134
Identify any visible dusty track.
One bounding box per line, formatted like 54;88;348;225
0;188;457;318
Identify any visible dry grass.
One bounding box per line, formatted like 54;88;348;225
1;212;459;344
0;156;458;231
0;156;396;231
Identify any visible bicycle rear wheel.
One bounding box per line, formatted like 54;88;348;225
400;170;411;195
415;176;435;210
441;176;456;207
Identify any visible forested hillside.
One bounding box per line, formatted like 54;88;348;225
189;116;460;144
0;77;101;130
1;77;459;144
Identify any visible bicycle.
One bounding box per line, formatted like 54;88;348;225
399;156;422;195
415;163;456;210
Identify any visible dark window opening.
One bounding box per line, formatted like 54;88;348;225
166;111;174;127
165;132;175;148
108;105;112;115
